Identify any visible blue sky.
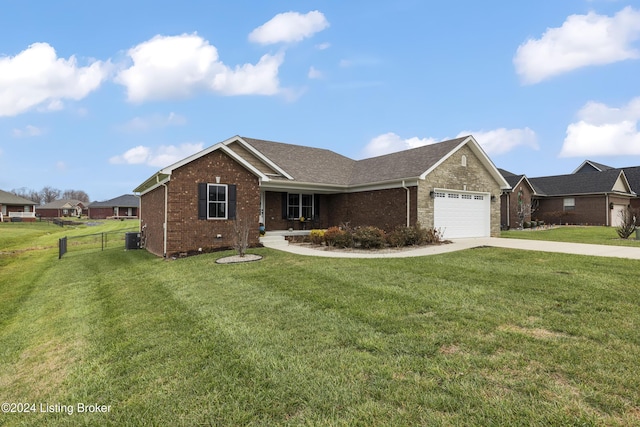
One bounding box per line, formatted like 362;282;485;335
1;1;640;201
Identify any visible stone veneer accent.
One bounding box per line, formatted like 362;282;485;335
417;145;502;237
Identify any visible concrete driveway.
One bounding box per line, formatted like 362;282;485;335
261;236;640;260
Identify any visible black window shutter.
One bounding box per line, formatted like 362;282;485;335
314;194;320;219
228;185;237;220
198;183;207;219
281;192;288;219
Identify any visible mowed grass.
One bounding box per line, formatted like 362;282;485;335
501;225;640;247
1;223;640;425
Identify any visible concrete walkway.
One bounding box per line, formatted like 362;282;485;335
260;236;640;260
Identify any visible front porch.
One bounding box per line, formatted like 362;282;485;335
1;211;37;222
259;229;311;248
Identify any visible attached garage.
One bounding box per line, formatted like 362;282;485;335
433;189;491;239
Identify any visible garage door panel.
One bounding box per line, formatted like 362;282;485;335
434;190;490;239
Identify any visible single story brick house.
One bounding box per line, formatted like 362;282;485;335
36;199;88;219
88;194;140;219
499;160;637;228
0;189;37;222
134;135;509;257
572;160;640;213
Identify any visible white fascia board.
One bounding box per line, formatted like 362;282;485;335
159;142;226;174
420;136;511;189
136;175;171;196
156;138;270;181
226;136;294;180
260;178;419;194
218;145;271;182
616;170;633;194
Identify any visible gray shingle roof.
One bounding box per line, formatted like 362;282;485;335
529;169;627;196
242;137;355;185
0;189;37;205
621;166;640;194
89;194;139;208
242;135;469;186
349;137;467;186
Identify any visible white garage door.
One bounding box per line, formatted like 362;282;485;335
611;204;626;227
433;190;491;239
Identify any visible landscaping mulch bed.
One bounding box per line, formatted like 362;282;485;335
215;254;263;264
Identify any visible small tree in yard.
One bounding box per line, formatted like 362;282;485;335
233;216;251;257
616;206;637;239
513;190;537;229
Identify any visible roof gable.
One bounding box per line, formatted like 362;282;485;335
572;160;614;174
621;166;640;193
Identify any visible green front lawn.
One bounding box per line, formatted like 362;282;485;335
1;222;639;425
501;225;640;247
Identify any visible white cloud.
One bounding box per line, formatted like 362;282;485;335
248;11;329;45
56;161;67;171
119;112;187;132
363;128;538;158
514;7;640;84
12;125;44;138
456;128;539;155
0;42;110;116
211;52;284;96
308;66;323;79
316;42;331;50
110;142;204;167
362;132;440;157
560;98;640;157
115;34;284;102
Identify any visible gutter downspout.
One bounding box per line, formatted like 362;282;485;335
402;180;410;227
161;183;168;258
605;193;610;227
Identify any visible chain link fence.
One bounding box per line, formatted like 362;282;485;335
58;228;139;259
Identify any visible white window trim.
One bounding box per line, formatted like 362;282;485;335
287;193;314;220
563;197;575;211
207;183;228;220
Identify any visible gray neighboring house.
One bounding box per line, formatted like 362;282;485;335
88;194;140;219
0;189;37;222
134;135;510;257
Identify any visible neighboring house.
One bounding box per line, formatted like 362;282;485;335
134;135;509;257
88;194;140;219
36;199;88;219
498;169;537;229
499;160;637;228
573;160;640;213
0;189;37;222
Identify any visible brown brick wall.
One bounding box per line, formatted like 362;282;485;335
536;196;608;225
417;145;503;236
329;187;417;231
263;189;416;232
165;150;260;256
139;150;261;257
501;182;535;229
140;185;166;257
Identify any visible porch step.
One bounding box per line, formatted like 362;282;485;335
259;234;289;248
